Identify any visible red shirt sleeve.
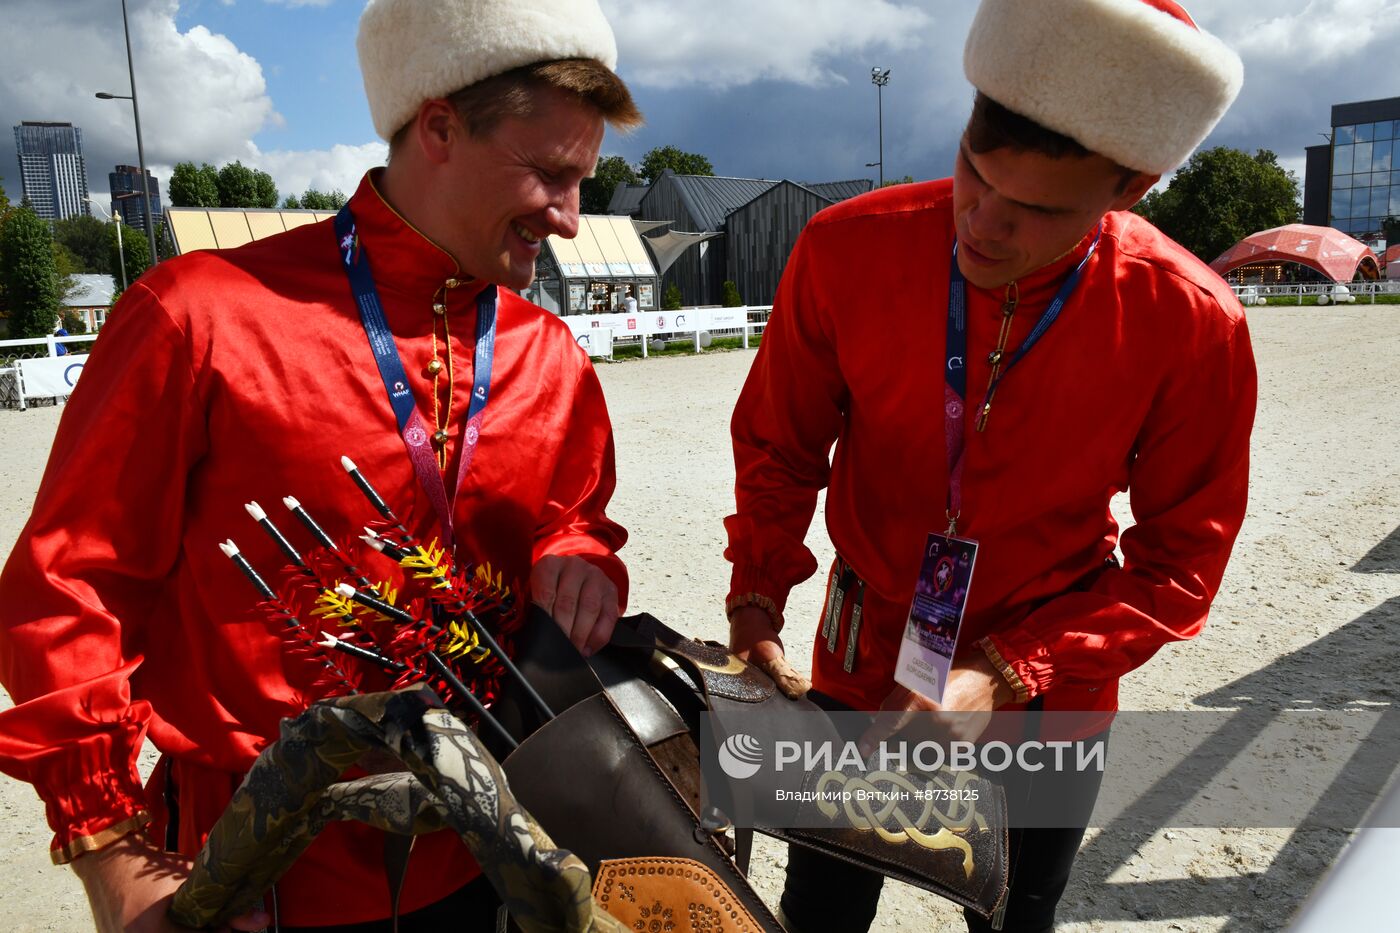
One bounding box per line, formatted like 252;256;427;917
528;356;630;610
0;282;208;861
724;228;848;616
986;312;1257;700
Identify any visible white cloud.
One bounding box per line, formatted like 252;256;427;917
250;141;387;199
1172;1;1400;148
602;0;933;89
1;0;376;208
1;0;273;199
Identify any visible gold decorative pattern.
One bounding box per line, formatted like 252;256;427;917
593;857;765;933
724;592;785;634
51;810;151;865
812;769;987;879
979;637;1031;704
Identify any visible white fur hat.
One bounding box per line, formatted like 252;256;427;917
963;0;1243;174
357;0;619;141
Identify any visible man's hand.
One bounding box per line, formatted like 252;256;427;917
530;555;619;657
729;606;809;699
70;833;269;932
857;651;1015;756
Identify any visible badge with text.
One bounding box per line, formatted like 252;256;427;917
895;533;978;703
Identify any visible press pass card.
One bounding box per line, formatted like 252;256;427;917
895;533;978;704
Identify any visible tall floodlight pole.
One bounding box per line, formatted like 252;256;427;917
96;0;158;267
868;68;891;186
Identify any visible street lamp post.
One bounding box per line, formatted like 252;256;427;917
96;0;158;267
869;67;891;187
85;197;127;292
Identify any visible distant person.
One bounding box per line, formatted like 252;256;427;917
53;325;69;356
0;0;640;929
622;285;639;314
723;1;1256;931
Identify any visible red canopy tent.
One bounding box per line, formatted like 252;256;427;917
1210;224;1380;282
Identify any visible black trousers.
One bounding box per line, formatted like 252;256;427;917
278;873;501;932
779;695;1108;933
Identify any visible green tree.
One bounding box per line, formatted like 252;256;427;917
169;161;221;208
880;175;917;188
253;169;279;208
0;206;63;338
580;155;640;214
721;280;743;307
282;194;302;209
300;188;348;210
51;241;80;302
216;161;261;208
0;180;11;314
1134;147;1301;263
639;146;715;184
108;222;152;296
156;223;176;262
53;215;111;273
661;281;683;311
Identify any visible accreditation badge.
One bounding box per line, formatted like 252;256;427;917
894;532;978;704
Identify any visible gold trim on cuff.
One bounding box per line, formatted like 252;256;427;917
725;592;785;634
979;637;1031;704
51;810;151;866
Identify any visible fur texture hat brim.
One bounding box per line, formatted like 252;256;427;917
964;0;1243;174
357;0;619;141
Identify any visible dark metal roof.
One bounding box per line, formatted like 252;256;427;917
803;179;875;202
606;183;649;216
655;172;779;231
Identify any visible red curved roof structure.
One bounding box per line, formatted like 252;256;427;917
1385;245;1400;270
1210;225;1380;282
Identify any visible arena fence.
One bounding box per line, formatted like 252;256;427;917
561;305;773;360
2;306;775;411
1231;281;1400;306
0;334;100;411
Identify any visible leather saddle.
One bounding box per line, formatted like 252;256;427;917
493;608;1010;923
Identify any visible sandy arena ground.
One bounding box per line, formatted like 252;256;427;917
2;305;1398;931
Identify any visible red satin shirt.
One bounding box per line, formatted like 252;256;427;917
726;179;1255;716
0;171;627;924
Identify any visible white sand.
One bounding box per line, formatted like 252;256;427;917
2;305;1398;931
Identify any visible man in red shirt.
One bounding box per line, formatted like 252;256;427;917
0;0;640;929
725;1;1254;930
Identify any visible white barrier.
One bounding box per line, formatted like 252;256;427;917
562;306;772;359
18;355;89;398
1230;281;1399;306
1;333;99;410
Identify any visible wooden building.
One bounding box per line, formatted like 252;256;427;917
631;171;873;306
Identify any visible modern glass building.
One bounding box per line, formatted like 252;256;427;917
1303;97;1400;243
109;164;162;232
14;122;91;222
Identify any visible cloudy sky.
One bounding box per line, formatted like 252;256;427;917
2;0;1397;210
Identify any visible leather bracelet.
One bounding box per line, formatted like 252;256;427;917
725;592;784;634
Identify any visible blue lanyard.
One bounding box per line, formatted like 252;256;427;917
334;205;497;546
943;226;1101;530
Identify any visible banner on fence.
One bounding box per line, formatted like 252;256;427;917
18;354;88;399
562;307;755;345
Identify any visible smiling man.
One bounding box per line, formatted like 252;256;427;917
0;0;640;930
725;1;1255;930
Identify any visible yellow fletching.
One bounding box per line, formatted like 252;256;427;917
312;590;357;620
